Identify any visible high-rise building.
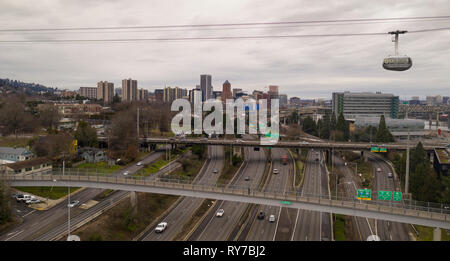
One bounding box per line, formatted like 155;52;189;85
332;91;399;119
163;86;188;103
79;87;97;99
122;79;138;102
221;80;233;102
200;75;212;101
154;89;164;103
138;88;149;102
97;81;114;104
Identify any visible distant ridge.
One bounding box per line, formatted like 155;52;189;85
0;78;57;95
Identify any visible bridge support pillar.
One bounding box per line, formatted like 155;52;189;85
433;227;441;241
130;191;138;216
325;149;332;165
362;150;368;162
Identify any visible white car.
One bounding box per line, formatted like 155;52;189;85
155;222;168;233
123;171;130;176
216;209;225;217
136;161;142;166
213;169;218;174
299;141;309;144
273;169;279;174
269;215;276;222
68;200;79;208
26;198;41;205
387;172;393;178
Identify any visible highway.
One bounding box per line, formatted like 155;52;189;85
1;150;165;241
245;148;293;241
190;145;267;241
370;154;412;241
140;145;224;241
291;150;332;241
333;153;376;241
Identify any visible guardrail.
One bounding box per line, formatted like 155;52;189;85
3;172;450;224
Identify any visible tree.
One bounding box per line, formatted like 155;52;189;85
112;93;121;104
336;112;349;141
109;108;137;151
74;121;98;147
320;111;330;139
375;115;394;142
0;96;39;137
289;111;299;125
0;178;12;225
32;133;73;158
302;116;317;136
409;162;440;202
39;103;61;131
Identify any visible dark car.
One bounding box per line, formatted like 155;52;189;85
257;211;265;220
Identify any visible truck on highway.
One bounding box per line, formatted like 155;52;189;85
282;155;287;165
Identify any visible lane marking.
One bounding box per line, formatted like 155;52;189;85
5;230;23;241
22;209;36;218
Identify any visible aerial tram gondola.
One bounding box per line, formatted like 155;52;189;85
383;30;412;71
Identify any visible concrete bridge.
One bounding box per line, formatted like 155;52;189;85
4;173;450;231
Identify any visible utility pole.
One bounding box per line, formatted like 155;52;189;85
137;107;140;138
405;130;410;194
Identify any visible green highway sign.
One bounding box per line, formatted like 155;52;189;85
402;101;409;105
378;190;392;201
393;191;402;202
357;189;372;200
370;147;379;152
281;201;292;205
379;147;387;153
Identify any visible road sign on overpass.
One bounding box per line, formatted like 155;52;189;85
378;191;392;201
393;191;402;202
357;189;371;200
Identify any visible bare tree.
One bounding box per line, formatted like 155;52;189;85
0;96;39;137
38;103;61;130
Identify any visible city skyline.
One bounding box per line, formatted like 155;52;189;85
1;1;449;99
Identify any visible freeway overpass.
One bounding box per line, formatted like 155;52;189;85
98;137;446;151
4;173;450;230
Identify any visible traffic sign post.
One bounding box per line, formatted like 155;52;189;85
378;190;392;201
357;189;371;200
393;191;402;202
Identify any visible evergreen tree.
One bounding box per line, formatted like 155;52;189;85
0;178;12;225
375;115;394;142
316;119;323;138
336;112;349;141
302;116;317;136
321;111;330;139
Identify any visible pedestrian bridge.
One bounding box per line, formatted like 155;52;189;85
3;173;450;229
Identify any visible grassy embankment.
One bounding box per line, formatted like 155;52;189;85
289;148;307;188
217;146;243;185
73;193;179;241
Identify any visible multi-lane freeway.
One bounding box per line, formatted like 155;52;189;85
191;145;267;241
245;148;293;241
2;150;166;241
291;150;332;241
370;154;412;241
140;146;224;241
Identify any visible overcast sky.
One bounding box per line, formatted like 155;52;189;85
0;0;449;100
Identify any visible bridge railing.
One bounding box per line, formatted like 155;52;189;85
4;172;450;220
